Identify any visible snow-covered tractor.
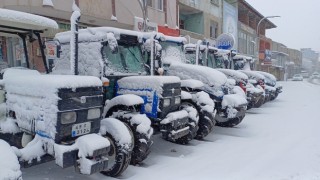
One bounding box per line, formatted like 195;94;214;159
53;26;207;146
146;35;247;127
0;8;137;178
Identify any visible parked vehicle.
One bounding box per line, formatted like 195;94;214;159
141;34;216;139
146;35;247;127
204;46;264;110
292;74;303;81
310;72;320;79
0;8;135;178
53;27;208;150
257;71;282;100
240;70;267;107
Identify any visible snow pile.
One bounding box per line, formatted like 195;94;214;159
240;70;265;81
167;62;227;87
0;140;22;180
14;135;47;163
167;62;227;97
232;86;246;98
160;110;189;125
117;76;180;98
107;111;153;139
217;69;248;82
246;82;264;94
0;8;58;32
222;94;247;108
192;91;215;114
181;79;204;89
257;71;277;82
75;134;110;174
103;94;144;117
100;118;133;149
181;91;192;100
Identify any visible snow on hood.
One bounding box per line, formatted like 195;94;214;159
0;8;58;35
55;27;143;44
181;79;204;89
240;70;265;81
167;62;227;87
0;140;22;180
117;76;180;90
217;69;248;82
256;71;277;81
4;69;102;97
222;94;247;108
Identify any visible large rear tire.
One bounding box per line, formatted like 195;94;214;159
195;110;215;140
216;115;245;127
100;119;133;177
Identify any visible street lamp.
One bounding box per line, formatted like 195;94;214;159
256;15;280;70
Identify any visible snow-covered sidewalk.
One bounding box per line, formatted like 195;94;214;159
21;81;320;180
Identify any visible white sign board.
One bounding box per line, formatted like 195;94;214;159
134;17;158;32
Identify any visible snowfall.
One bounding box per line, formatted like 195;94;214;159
3;79;320;180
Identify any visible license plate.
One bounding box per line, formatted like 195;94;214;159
72;122;91;137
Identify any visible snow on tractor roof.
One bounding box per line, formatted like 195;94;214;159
168;62;227;87
217;69;248;81
142;32;187;44
0;8;58;35
55;27;144;44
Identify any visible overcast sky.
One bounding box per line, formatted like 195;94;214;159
245;0;320;53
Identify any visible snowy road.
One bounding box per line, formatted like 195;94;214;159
22;80;320;180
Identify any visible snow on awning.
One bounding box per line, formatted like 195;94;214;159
0;8;58;36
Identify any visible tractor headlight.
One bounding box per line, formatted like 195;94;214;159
163;98;171;107
174;96;181;105
87;108;101;120
61;112;77;125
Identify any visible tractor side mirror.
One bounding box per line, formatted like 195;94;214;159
56;45;61;58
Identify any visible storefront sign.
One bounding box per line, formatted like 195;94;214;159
158;25;180;37
134;17;158;32
216;33;235;50
223;1;238;49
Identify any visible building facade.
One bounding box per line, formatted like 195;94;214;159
301;48;319;74
0;0;178;72
178;0;222;44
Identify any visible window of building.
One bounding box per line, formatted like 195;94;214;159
210;21;218;39
179;19;185;30
148;0;163;11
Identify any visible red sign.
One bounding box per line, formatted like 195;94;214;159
158;26;180;37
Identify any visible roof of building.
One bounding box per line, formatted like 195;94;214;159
238;0;277;29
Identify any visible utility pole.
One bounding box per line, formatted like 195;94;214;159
138;0;148;32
